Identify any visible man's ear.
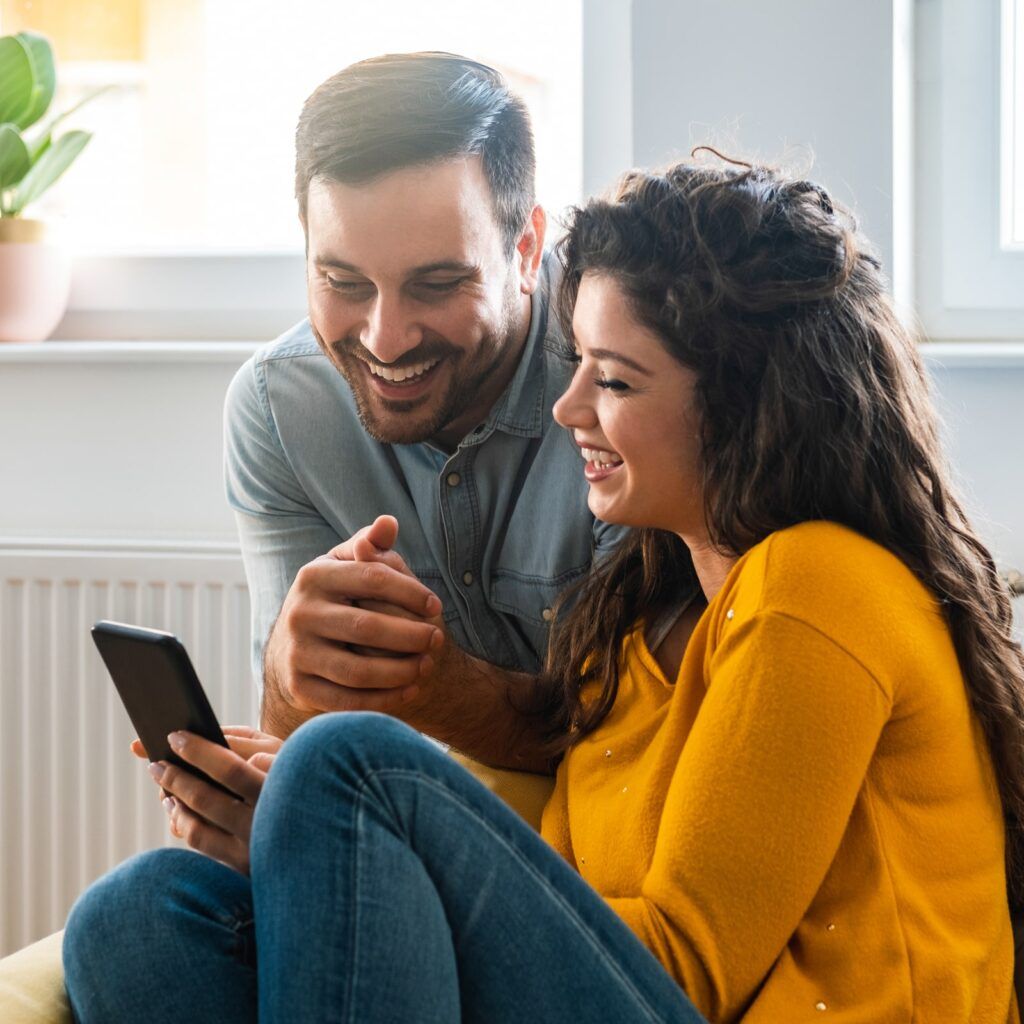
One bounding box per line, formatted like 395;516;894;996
516;204;547;295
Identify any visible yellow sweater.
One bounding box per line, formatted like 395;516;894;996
540;521;1018;1023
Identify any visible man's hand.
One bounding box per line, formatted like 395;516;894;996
131;726;281;876
261;516;556;773
262;516;446;734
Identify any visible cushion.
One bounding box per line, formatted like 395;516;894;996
447;751;555;831
0;929;70;1024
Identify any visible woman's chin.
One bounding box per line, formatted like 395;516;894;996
587;494;633;528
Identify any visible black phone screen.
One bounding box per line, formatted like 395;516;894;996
91;620;239;798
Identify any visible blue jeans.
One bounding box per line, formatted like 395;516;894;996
63;713;706;1023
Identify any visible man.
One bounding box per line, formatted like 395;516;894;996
146;52;622;865
235;49;620;752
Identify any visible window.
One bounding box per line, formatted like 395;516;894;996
0;0;583;338
1004;0;1024;248
916;0;1024;339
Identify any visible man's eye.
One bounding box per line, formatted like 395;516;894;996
416;279;462;293
326;277;371;293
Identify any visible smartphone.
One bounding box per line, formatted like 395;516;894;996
91;620;240;798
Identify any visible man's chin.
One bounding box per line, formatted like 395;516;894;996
353;389;454;445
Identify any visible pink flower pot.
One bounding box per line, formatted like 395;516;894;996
0;219;72;343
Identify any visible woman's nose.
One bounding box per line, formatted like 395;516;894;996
553;375;595;430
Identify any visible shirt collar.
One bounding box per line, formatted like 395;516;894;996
468;258;553;444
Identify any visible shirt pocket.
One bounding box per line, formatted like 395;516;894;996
489;563;590;660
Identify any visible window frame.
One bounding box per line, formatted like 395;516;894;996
915;0;1024;340
44;5;618;343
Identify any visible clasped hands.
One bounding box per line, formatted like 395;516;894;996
134;515;445;876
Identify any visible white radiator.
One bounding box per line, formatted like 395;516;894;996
0;543;256;957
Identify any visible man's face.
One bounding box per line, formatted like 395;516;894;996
304;156;531;446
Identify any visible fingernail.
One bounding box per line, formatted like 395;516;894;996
429;628;443;650
167;732;185;751
419;655;433;677
162;796;176;814
425;594;442;615
148;762;166;782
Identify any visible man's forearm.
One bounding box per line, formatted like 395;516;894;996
258;614;559;773
399;641;558;775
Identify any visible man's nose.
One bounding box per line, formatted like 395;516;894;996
359;296;423;364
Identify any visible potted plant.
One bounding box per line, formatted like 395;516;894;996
0;31;98;342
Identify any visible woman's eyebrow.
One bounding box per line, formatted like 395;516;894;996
587;347;653;376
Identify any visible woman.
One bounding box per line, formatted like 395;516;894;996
63;158;1024;1022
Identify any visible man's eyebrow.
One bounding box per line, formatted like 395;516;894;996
312;258;477;276
587;347;654;377
409;260;477;275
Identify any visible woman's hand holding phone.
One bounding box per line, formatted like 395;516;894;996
131;725;283;876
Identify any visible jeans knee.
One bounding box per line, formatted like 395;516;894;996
253;714;432;853
280;712;424;781
64;849;187;980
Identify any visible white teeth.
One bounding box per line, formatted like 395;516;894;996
368;357;440;383
580;446;623;467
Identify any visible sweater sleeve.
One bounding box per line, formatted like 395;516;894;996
606;610;893;1022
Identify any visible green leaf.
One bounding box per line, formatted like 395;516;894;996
10;128;90;214
0;123;30;188
14;32;55;131
0;35;34;125
29;84;112;156
26;128;50;163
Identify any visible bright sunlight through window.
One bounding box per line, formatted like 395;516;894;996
0;0;582;254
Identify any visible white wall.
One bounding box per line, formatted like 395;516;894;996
0;343;250;545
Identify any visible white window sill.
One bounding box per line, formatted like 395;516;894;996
0;340;262;364
919;341;1024;369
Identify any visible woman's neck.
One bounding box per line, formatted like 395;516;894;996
682;536;737;604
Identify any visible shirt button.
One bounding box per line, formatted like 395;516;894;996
541;607;554;622
446;472;461;487
462;571;474;586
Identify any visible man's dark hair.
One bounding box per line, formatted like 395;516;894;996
295;51;536;255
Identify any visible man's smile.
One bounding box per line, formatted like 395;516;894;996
359;354;446;402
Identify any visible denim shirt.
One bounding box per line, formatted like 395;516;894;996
224;256;625;690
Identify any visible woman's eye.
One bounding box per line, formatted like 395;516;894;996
594;376;629;392
560;349;582;368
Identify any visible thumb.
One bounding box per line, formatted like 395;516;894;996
364;514;399;553
249;752;276;773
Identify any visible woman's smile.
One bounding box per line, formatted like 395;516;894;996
577;440;624;481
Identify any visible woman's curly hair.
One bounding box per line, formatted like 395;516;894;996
527;156;1024;908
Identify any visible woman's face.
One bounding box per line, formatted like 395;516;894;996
552;273;706;539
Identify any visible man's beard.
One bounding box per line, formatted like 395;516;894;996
312;292;520;446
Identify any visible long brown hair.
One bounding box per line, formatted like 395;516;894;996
532;157;1024;907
